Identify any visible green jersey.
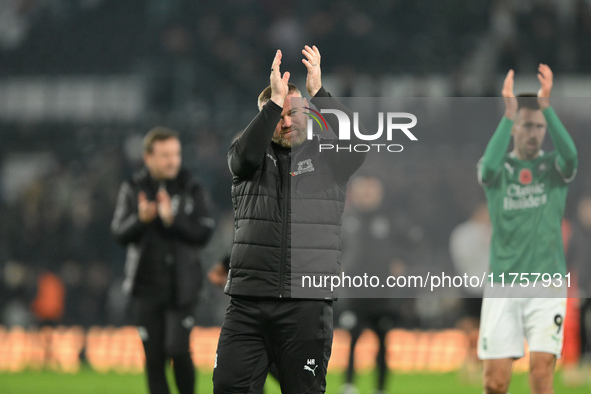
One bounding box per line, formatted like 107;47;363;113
478;107;578;279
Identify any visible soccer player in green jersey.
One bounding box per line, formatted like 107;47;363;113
477;64;578;394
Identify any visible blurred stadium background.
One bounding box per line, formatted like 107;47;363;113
2;0;591;393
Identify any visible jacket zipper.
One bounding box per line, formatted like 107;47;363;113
278;151;291;298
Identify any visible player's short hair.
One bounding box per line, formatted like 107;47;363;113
257;83;301;110
516;93;540;112
143;126;179;153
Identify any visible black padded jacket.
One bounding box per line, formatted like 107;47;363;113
111;168;214;306
225;87;366;299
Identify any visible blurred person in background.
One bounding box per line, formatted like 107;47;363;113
30;269;65;325
449;202;491;379
111;127;215;394
566;196;591;368
1;260;35;328
477;65;578;394
338;175;407;394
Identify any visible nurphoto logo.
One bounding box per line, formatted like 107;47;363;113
306;107;418;153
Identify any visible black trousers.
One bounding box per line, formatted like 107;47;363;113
133;297;196;394
341;298;400;391
212;297;334;394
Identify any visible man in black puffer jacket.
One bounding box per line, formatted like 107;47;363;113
213;46;367;394
112;127;214;394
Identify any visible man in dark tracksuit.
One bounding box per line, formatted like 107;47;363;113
112;127;214;394
212;47;367;393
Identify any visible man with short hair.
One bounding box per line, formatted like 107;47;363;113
112;127;214;394
477;65;578;394
212;46;367;393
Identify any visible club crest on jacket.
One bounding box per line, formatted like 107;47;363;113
291;159;315;176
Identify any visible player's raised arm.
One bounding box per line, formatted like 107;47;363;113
478;70;516;185
228;50;290;179
304;45;367;178
537;64;578;181
302;44;322;97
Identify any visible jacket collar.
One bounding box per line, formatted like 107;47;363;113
135;167;190;186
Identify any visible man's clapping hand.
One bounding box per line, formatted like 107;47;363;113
138;190;174;227
138;192;158;223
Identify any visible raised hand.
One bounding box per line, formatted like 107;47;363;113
138;191;157;223
270;50;291;108
302;45;322;97
157;188;174;227
502;69;517;120
537;63;553;110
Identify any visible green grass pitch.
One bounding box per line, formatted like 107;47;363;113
1;368;591;393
